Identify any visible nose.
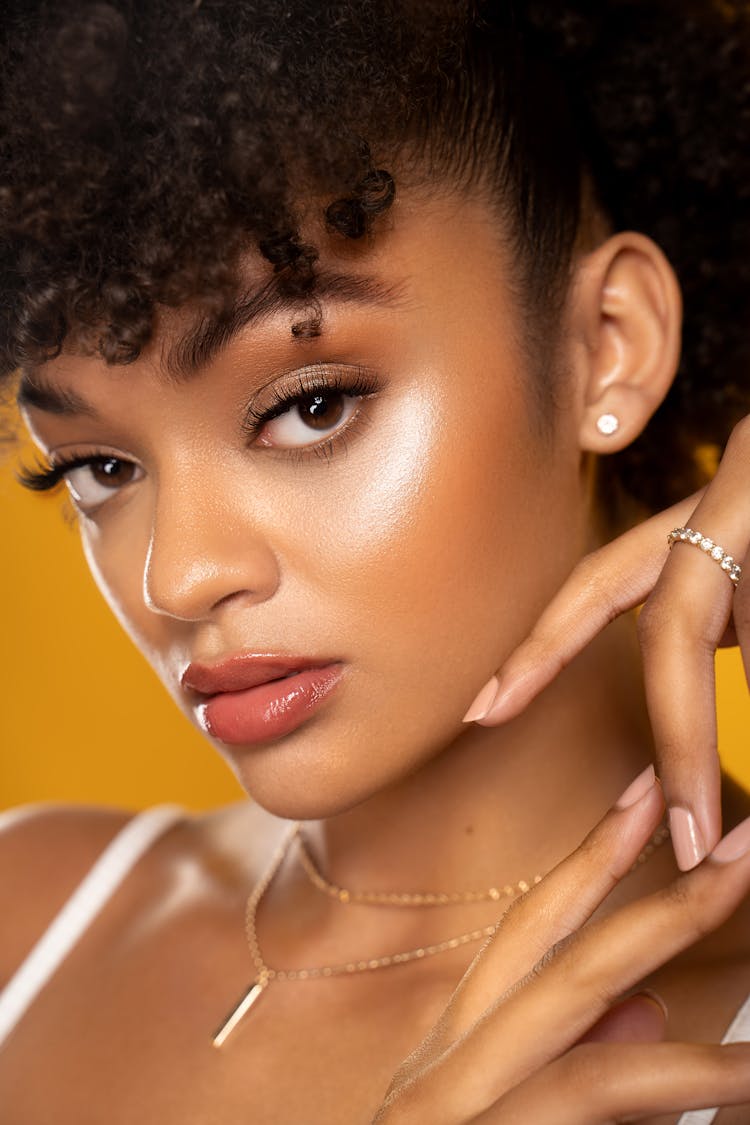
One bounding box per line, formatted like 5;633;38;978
142;471;280;621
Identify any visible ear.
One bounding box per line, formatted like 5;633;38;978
567;231;683;453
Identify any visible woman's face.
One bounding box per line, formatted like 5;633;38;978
19;191;591;819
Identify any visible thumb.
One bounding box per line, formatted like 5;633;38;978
576;990;669;1045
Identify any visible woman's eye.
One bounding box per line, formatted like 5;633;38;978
64;457;143;509
257;390;360;449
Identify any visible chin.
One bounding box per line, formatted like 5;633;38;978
216;729;434;823
230;768;383;822
198;677;469;821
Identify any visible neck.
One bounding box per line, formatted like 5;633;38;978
307;612;655;895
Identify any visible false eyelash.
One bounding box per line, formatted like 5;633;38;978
17;368;380;492
241;366;380;434
16;452;109;493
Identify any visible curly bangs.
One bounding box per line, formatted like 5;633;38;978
2;0;750;513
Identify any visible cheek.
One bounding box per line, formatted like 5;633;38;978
75;359;582;754
287;372;581;725
79;520;168;665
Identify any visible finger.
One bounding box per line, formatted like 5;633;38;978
389;814;750;1124
636;418;750;870
461;491;704;726
575;990;668;1045
404;765;664;1068
473;1041;750;1124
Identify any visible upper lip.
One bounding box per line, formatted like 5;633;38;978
181;655;338;697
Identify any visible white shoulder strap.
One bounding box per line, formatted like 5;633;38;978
676;990;750;1125
0;803;185;1050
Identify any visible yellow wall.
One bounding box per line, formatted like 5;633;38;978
1;428;748;813
1;431;244;812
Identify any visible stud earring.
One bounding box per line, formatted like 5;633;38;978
596;413;620;436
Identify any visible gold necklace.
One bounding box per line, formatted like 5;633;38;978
298;824;672;904
212;819;671;1048
297;830;544;904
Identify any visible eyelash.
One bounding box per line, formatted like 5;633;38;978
16;453;98;493
17;367;381;492
242;366;379;465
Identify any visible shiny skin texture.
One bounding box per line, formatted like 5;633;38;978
20;192;590;820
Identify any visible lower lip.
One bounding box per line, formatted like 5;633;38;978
198;664;345;746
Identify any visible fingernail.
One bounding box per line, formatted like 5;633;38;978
668;806;707;871
635;988;670;1021
614;764;656;809
710;815;750;864
462;676;500;722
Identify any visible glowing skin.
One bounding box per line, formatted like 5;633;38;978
21;192;656;888
13;189;750;1125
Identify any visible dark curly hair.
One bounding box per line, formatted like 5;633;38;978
1;0;749;515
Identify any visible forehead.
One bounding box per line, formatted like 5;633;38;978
16;189;518;410
16;268;406;416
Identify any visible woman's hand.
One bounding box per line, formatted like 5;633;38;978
462;415;750;872
373;768;750;1123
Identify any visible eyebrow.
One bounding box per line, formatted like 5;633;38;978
16;378;101;419
15;270;405;416
165;270;405;383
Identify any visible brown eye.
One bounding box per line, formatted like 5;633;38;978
297;392;346;432
88;457;137;488
64;456;144;512
259;390;359;449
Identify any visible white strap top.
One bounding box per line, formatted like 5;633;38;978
0;805;748;1124
678;987;750;1124
0;803;184;1050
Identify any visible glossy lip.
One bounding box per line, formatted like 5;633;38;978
181;654;340;698
197;662;346;746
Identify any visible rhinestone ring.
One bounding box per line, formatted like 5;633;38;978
668;528;743;588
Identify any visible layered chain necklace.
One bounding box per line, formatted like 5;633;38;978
212;819;671;1047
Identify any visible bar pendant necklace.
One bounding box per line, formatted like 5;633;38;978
212;978;268;1048
211;822;504;1048
212;819;671;1047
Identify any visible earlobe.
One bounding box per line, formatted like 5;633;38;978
573;231;683;454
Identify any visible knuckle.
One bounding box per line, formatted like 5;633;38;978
577;820;605;860
638;593;708;653
536;932;577;973
569;827;612;881
518;932;579;996
570;550;619;619
636;598;668;646
663;873;693;913
662;873;714;940
570;548;604;587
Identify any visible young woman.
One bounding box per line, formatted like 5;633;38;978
1;1;750;1121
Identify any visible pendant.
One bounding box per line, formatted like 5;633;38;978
212;979;267;1048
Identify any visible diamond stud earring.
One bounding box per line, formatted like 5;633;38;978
596;413;620;436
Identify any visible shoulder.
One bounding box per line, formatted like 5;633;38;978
0;801;136;985
0;797;286;985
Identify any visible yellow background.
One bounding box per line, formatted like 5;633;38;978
1;429;748;813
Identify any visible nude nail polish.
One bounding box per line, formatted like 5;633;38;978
614;764;656;809
462;676;499;722
709;815;750;864
668;806;707;871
